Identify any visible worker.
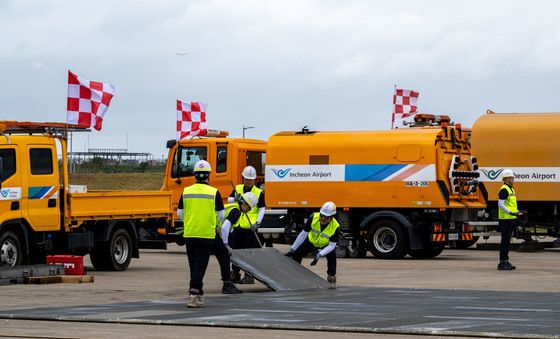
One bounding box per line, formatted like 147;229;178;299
176;159;225;308
228;165;265;284
497;169;524;271
285;201;340;286
218;191;259;293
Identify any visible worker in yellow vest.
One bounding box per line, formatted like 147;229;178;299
497;169;525;271
218;191;258;293
228;165;265;284
176;160;224;308
286;201;340;286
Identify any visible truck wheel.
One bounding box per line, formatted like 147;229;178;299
90;228;133;271
108;228;132;271
0;231;22;267
408;244;445;258
455;236;479;249
367;219;407;259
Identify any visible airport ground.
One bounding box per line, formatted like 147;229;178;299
1;240;559;339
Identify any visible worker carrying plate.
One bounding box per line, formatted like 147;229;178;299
285;201;340;286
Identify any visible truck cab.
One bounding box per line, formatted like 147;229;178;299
162;133;267;211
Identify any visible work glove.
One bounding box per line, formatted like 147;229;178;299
310;253;322;266
233;193;242;202
224;244;233;257
285;248;295;257
250;222;260;232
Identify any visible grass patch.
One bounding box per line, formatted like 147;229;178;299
69;172;165;191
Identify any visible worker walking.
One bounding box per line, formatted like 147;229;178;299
285;201;340;286
228;165;265;284
177;160;225;308
497;169;524;271
218;191;259;293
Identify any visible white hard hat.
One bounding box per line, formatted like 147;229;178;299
501;169;515;179
320;201;337;217
193;160;212;172
242;166;257;180
241;192;258;209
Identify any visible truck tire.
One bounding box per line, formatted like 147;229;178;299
90;228;133;271
367;219;407;259
455;236;479;249
408;244;445;258
0;231;22;267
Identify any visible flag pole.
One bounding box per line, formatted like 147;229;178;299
391;84;397;129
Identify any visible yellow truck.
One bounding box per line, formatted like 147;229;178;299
471;111;560;243
265;115;486;258
0;121;173;270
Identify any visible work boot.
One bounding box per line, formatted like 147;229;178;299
187;294;205;308
327;274;337;285
222;282;243;294
497;261;516;271
239;274;255;284
231;271;241;283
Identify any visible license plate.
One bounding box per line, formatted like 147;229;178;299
448;233;459;240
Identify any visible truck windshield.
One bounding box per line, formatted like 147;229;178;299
172;146;207;178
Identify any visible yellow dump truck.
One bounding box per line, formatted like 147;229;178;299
265;115;486;258
471;111;560;242
0;121;173;270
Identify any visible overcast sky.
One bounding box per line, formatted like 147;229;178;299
1;0;560;159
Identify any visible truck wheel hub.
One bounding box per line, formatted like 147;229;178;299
373;226;397;253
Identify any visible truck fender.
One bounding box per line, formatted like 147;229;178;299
359;211;423;250
95;220;140;258
0;219;31;255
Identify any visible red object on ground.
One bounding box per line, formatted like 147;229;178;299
46;255;84;275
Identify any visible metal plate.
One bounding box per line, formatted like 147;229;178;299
231;248;332;291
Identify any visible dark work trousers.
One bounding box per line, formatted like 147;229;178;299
231;228;261;275
211;237;231;282
291;238;337;276
499;219;517;262
184;239;213;295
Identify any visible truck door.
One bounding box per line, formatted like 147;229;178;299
25;145;60;231
0;146;22;222
168;144;208;211
213;143;232;200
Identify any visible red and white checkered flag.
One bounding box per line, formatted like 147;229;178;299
393;88;419;117
66;70;115;131
176;100;208;140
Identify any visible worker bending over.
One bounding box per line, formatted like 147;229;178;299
219;192;259;293
228;165;265;284
286;201;340;286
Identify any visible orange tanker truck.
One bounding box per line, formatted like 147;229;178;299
471;111;560;244
264;115;486;259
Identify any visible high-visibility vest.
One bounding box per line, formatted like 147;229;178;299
182;183;218;239
235;184;262;229
498;184;518;220
307;212;340;248
219;203;241;234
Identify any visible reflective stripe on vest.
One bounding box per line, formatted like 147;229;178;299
235;184;262;229
183;183;218;239
498;184;518;220
307;212;340;248
219;203;240;233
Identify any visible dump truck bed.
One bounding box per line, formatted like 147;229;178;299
68;190;173;221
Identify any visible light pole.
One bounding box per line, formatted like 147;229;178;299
243;125;254;138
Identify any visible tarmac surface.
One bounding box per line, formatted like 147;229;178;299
1;240;560;338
